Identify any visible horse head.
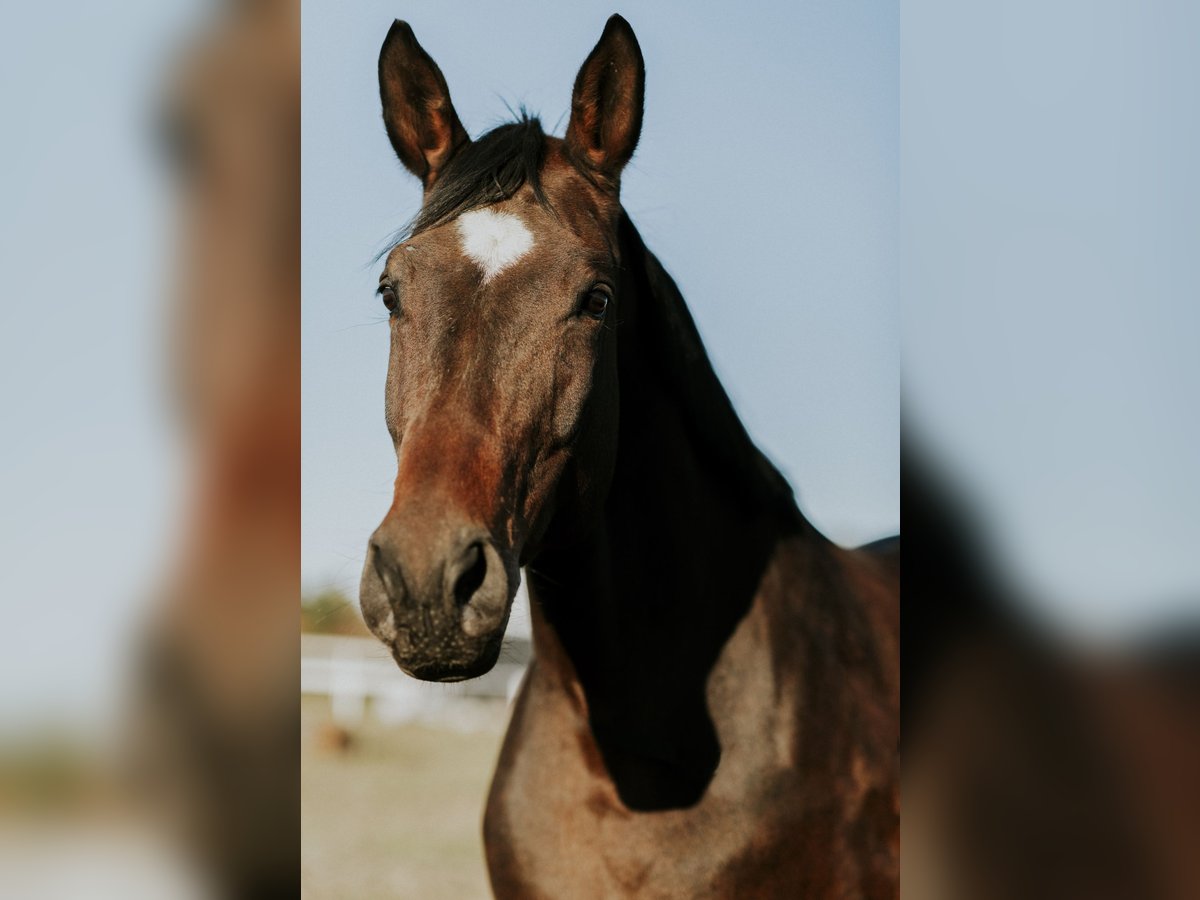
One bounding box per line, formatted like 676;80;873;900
360;17;644;681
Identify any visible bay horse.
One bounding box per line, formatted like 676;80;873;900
360;16;898;898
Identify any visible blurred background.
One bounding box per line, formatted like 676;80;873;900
0;0;195;757
904;0;1200;642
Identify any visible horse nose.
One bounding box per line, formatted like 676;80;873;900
362;523;510;636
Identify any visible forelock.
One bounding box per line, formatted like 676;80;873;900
411;113;551;237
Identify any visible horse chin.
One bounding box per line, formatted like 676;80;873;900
389;634;504;683
379;586;513;682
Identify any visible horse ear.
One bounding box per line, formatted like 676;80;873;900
378;20;469;188
565;15;645;182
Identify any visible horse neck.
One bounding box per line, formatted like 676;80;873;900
524;215;830;808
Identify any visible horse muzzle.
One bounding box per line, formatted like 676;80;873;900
359;519;515;681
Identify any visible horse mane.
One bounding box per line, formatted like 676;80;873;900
617;212;803;524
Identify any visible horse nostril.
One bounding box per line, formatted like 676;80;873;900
371;539;402;598
451;541;488;607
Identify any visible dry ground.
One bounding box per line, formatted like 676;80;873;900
301;695;509;899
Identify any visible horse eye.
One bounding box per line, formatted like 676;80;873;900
581;287;610;320
378;284;400;314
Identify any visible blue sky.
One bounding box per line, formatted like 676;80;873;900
302;1;901;599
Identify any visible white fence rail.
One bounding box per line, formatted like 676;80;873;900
301;634;528;727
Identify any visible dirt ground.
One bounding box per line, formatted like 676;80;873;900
301;695;510;899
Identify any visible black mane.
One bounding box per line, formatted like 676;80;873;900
618;213;804;525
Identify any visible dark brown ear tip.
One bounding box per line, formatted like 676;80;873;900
382;19;418;51
601;14;642;59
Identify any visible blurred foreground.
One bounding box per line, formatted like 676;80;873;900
903;2;1200;896
902;449;1200;899
1;0;299;895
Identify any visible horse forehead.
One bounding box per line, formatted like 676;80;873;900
455;208;535;282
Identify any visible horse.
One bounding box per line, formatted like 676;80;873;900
359;16;898;898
